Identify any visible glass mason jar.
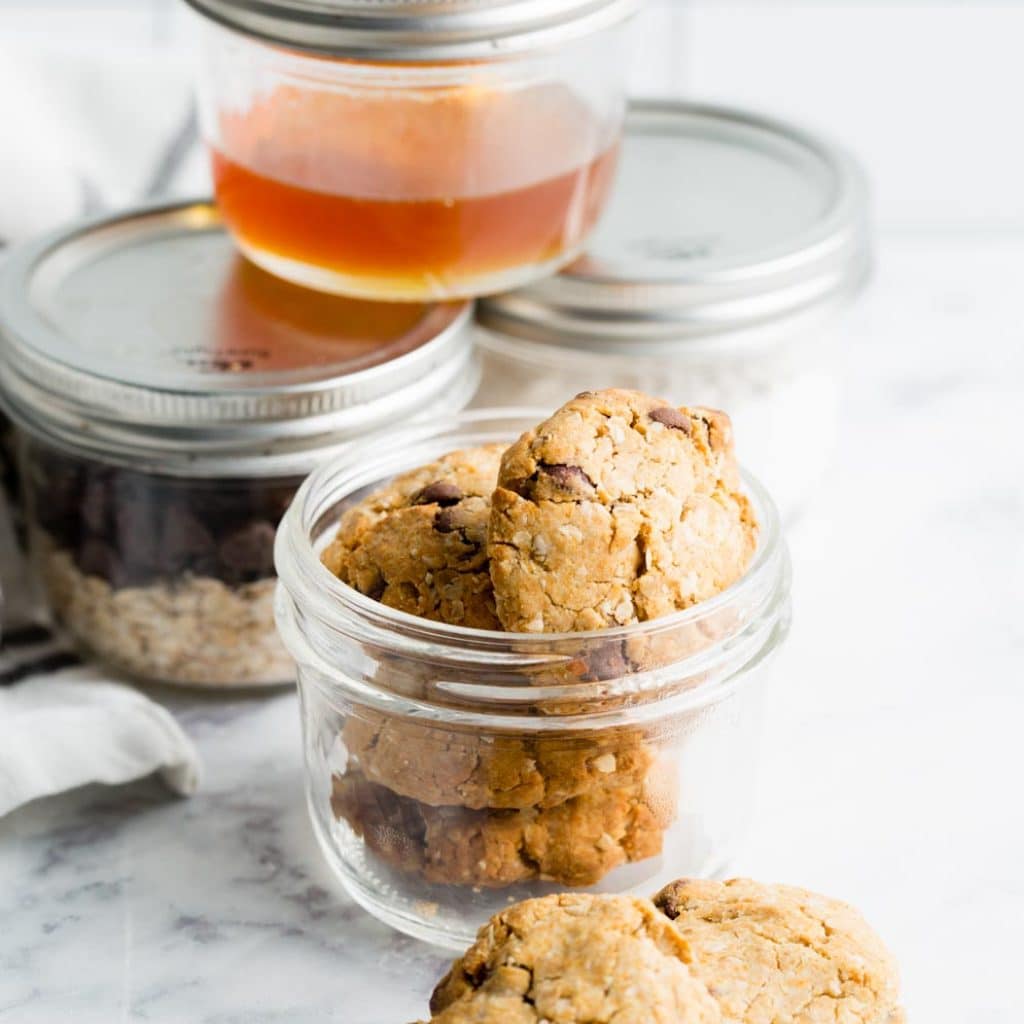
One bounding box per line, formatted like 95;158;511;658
474;101;872;521
187;0;638;301
0;200;477;687
275;410;792;948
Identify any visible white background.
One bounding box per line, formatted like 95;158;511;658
4;0;1024;231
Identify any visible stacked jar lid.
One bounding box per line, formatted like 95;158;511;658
0;203;477;686
0;0;868;686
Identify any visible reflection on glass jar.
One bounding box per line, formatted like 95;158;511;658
190;1;635;299
275;411;791;948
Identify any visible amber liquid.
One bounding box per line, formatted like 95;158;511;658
210;82;620;299
212;146;618;300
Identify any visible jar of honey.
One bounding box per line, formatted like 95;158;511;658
185;0;637;301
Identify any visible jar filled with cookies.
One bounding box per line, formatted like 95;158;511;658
475;101;871;520
187;0;637;301
0;200;477;687
275;394;791;947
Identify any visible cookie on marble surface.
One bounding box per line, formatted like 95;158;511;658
423;893;722;1024
332;763;675;888
653;877;904;1024
342;712;654;810
321;444;504;629
488;390;758;633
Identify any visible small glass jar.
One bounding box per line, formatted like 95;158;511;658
274;410;791;948
0;201;477;687
188;0;637;302
475;101;872;520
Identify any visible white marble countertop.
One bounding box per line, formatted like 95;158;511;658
2;230;1022;1022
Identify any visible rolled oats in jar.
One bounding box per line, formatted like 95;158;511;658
475;101;872;520
0;200;477;687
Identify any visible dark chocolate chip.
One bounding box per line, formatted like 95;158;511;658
505;475;536;499
432;507;480;550
577;640;631;682
650;407;692;433
413;481;463;507
540;463;595;493
81;476;113;535
652;880;693;920
161;508;216;572
433;507;459;534
77;538;120;581
365;575;387;602
218;521;277;577
34;461;85;540
113;500;163;570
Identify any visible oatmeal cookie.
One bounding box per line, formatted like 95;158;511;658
488;390;758;633
653;878;904;1024
321;444;504;629
342;712;654;810
424;893;722;1024
332;764;676;888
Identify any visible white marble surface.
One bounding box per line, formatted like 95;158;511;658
2;229;1023;1022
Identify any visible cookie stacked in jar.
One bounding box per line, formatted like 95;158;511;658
276;393;791;946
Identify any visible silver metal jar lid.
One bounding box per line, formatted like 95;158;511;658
185;0;639;60
0;200;475;476
478;100;871;349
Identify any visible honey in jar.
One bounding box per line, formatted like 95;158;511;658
210;81;620;301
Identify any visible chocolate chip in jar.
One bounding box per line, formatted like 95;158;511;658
217;520;278;582
160;507;218;577
413;481;464;507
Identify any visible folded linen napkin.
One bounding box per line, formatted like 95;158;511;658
0;629;202;819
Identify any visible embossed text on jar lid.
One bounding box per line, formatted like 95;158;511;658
0;200;475;474
184;0;639;60
478;99;872;347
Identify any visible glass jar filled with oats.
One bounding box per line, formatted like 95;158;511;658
0;200;477;687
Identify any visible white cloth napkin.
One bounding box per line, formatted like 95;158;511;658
0;43;208;818
0;666;201;818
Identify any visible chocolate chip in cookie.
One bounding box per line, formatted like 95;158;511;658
541;462;596;494
650;406;692;433
414;481;464;507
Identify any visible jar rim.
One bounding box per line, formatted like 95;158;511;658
187;0;639;61
274;407;791;719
